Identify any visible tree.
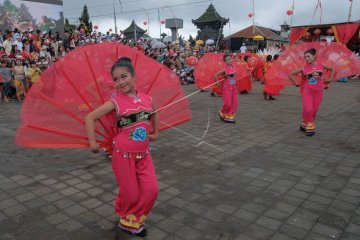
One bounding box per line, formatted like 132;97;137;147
64;18;76;34
2;0;17;12
188;34;195;46
178;35;184;46
78;4;92;33
18;3;33;22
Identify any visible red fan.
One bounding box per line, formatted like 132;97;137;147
194;53;248;91
194;53;225;90
236;53;262;69
16;42;192;150
266;42;360;87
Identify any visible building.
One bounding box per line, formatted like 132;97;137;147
192;3;229;44
121;20;146;40
224;24;289;52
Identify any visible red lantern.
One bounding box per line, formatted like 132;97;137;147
160;20;166;24
94;25;99;30
248;12;253;18
314;28;321;36
143;21;147;25
80;28;85;34
305;32;311;38
327;28;334;35
286;9;293;15
109;28;113;32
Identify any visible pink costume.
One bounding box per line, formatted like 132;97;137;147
301;62;324;135
110;91;158;233
220;64;238;122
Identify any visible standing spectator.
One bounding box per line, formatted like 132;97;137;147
0;60;12;102
38;57;48;71
0;47;6;58
9;45;18;58
39;45;51;61
50;38;59;57
13;58;27;98
3;34;13;56
63;32;71;51
23;38;30;52
239;43;247;53
13;34;23;50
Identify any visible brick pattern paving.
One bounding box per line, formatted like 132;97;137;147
1;80;360;239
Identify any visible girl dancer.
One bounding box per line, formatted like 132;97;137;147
289;48;334;136
214;54;238;123
85;57;159;237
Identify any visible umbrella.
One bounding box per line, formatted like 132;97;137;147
151;41;166;49
253;35;264;41
196;40;204;45
205;39;215;45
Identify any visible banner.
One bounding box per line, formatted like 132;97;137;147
0;0;63;34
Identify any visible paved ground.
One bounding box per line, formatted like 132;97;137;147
1;79;360;240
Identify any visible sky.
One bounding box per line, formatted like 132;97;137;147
63;0;360;39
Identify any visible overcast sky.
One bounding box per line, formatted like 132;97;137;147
63;0;360;39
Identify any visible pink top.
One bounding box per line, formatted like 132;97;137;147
224;65;236;76
110;91;153;153
303;62;324;91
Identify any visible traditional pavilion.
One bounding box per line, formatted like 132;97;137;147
121;20;146;40
224;24;289;52
192;3;229;43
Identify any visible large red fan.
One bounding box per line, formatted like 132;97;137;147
266;42;360;87
194;53;225;90
16;42;192;150
194;53;248;91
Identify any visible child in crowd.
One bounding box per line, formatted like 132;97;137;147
26;61;42;88
0;60;12;102
12;58;26;101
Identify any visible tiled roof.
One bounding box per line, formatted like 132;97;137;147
192;4;229;24
225;25;281;40
122;20;146;34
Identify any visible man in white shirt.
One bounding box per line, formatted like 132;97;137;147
239;43;247;53
2;34;13;56
13;34;23;51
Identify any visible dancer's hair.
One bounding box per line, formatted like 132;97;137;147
304;48;316;56
266;55;272;62
111;56;135;76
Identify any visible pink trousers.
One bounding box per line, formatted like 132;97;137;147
221;81;238;116
112;150;158;233
302;88;323;124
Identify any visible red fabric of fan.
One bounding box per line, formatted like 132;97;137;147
236;53;262;68
194;53;248;91
194;53;225;90
16;42;192;149
266;42;360;87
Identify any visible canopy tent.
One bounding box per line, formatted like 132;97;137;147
289;22;360;45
